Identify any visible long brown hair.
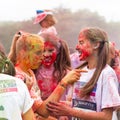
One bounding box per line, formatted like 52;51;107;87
78;27;109;98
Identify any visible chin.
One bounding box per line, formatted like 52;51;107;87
80;57;86;61
32;65;40;69
44;64;52;67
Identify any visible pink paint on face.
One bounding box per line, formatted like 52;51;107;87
76;33;92;61
42;41;57;67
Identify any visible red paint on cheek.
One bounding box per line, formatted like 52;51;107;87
51;52;57;62
79;45;91;60
80;49;90;60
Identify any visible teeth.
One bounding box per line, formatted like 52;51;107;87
44;58;51;62
76;51;81;55
78;51;81;55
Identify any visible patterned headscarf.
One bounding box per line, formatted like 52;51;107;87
0;52;15;76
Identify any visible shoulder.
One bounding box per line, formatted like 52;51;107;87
48;26;57;34
99;65;118;84
0;73;19;81
0;73;27;88
102;64;116;75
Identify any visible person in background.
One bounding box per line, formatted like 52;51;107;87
47;27;120;120
0;42;35;120
108;42;120;82
34;10;57;35
8;31;83;119
108;42;120;120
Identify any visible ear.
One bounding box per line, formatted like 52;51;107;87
93;42;100;49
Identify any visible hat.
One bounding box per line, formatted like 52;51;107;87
34;10;53;24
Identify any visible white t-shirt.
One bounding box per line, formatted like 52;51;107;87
72;65;120;120
38;26;57;35
0;74;34;120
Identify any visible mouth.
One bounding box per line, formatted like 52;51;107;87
35;60;42;66
44;57;52;63
78;51;82;56
78;51;83;60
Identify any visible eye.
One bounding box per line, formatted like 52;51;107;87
79;41;84;45
48;49;54;52
35;51;42;55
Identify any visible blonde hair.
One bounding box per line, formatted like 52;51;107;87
8;32;44;65
40;14;57;27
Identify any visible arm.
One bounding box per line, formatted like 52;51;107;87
22;108;36;120
47;101;113;120
8;33;21;65
35;69;85;118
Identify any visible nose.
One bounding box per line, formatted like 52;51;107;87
41;54;44;60
76;44;80;50
43;51;50;57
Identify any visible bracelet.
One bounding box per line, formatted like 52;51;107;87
59;81;67;89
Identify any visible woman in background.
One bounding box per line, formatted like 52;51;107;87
108;42;120;120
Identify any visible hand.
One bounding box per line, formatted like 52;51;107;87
46;101;72;116
13;32;21;40
61;69;87;85
59;116;69;120
25;69;36;90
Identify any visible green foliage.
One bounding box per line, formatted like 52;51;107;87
0;8;120;54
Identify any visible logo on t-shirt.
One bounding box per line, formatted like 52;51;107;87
0;105;4;111
72;99;96;111
0;79;17;94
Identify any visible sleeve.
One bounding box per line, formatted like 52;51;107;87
101;68;120;110
49;26;57;35
18;80;34;114
15;70;25;82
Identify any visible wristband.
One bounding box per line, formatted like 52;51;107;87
59;81;67;89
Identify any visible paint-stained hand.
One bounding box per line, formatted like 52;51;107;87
47;101;72;117
61;69;87;85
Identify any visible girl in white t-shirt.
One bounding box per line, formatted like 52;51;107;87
47;27;120;120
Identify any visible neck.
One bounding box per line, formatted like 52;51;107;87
42;64;54;69
87;62;97;69
87;55;98;69
15;62;30;73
